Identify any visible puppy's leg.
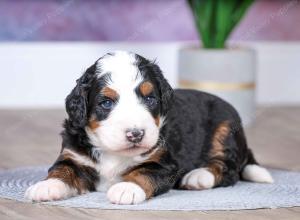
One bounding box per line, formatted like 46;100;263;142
181;121;273;190
181;121;241;190
107;149;178;205
25;149;99;202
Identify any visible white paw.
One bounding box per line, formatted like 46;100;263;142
107;182;146;205
24;179;77;202
180;168;215;190
242;164;274;183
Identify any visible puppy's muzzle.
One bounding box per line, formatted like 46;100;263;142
126;128;145;143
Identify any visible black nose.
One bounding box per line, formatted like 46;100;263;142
126;128;145;143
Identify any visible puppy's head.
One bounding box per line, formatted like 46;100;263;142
66;51;173;156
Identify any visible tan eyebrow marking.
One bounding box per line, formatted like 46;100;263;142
139;81;154;96
101;86;118;99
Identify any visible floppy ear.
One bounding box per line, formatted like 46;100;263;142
65;64;96;128
152;63;174;116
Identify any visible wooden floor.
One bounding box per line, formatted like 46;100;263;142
0;107;300;220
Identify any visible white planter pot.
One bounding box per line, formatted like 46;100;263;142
178;47;256;126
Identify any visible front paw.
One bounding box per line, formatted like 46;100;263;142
107;182;146;205
24;179;77;202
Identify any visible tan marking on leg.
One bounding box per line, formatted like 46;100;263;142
139;81;153;96
122;169;154;199
207;121;230;185
207;162;224;185
47;150;97;194
122;148;166;198
47;165;85;194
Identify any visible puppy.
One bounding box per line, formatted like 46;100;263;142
25;51;273;205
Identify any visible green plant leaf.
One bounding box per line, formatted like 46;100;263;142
188;0;254;49
231;0;254;33
215;0;237;48
188;0;215;48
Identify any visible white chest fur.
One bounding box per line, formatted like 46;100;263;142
63;148;150;192
95;152;145;192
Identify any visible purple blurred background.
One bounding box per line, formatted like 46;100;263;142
0;0;299;42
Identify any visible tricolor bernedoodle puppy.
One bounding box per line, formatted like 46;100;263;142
25;51;273;204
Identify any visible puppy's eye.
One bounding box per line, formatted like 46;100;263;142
144;96;157;107
100;99;114;110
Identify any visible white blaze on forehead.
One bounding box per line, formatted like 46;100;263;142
96;51;143;91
